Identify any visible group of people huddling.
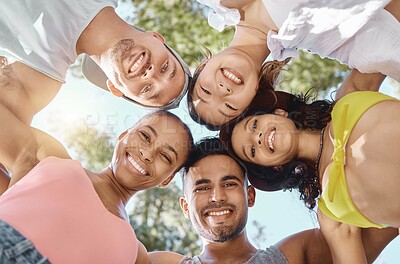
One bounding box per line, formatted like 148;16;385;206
0;0;400;263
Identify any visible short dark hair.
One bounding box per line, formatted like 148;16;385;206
182;137;247;189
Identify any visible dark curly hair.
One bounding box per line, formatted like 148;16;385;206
187;57;289;130
220;91;333;209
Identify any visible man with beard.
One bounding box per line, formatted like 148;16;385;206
149;137;398;264
0;0;191;124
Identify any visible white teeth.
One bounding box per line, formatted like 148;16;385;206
208;210;230;216
222;69;242;84
127;154;147;175
268;129;276;152
130;54;144;73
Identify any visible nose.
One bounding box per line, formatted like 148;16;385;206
142;65;154;79
217;82;232;95
139;148;154;163
253;131;263;146
209;187;227;203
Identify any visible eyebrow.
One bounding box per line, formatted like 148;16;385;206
196;87;208;105
145;125;158;137
244;117;252;132
242;145;251;161
193;178;211;187
165;144;178;161
169;59;177;80
221;175;242;182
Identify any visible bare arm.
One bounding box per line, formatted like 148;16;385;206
335;70;386;100
135;241;150;264
277;225;398;264
0;102;70;187
148;251;183;264
385;0;400;22
318;210;367;264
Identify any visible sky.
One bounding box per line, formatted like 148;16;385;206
31;1;399;262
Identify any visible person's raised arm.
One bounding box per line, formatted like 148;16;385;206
335;70;386;100
276;219;398;264
0;103;70;187
318;210;367;264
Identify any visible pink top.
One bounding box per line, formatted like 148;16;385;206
0;157;138;264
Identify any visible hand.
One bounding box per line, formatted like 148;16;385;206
318;209;367;264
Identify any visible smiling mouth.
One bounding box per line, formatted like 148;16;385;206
221;68;243;85
206;210;232;216
266;127;276;153
127;153;148;175
127;52;150;78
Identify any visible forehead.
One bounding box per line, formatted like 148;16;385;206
132;114;190;154
186;154;245;183
137;114;185;133
193;99;233;127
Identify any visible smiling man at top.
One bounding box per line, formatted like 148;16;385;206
0;0;191;128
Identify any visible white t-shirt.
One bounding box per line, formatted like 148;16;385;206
0;0;118;82
262;0;308;28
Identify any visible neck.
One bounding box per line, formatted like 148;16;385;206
229;25;269;71
297;130;323;163
87;167;137;220
76;7;136;56
199;231;257;264
238;0;275;31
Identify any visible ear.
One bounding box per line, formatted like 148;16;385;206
106;79;124;97
148;31;165;43
117;129;129;141
247;185;256;208
159;174;175;188
179;196;190;219
274;108;288;117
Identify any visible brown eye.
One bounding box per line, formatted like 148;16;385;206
141;84;152;94
225;103;237;111
251;145;255;158
252;119;258;131
161;61;169;73
139;131;150;142
160;152;172;164
201;87;211;95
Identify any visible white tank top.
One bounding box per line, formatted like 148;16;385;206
0;0;118;82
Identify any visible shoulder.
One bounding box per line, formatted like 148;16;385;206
250;247;288;264
275;228;332;264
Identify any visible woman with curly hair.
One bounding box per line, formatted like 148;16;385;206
220;69;400;229
188;0;400;129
